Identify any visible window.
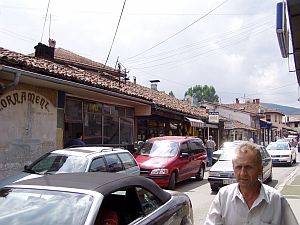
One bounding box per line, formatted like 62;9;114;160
89;157;106;172
65;98;82;122
84;102;102;144
189;140;205;155
105;154;123;172
118;153;137;169
103;116;119;144
180;142;189;154
120;118;133;145
136;187;163;215
266;115;271;122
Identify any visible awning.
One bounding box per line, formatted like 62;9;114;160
186;117;204;128
260;119;272;129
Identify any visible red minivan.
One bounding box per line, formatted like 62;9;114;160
134;136;207;190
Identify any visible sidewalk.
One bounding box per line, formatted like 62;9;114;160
279;166;300;223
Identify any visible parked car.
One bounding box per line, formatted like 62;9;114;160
266;141;297;166
0;172;193;225
134;136;207;190
212;140;243;165
0;146;139;187
208;144;272;192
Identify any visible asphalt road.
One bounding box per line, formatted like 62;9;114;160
175;154;300;225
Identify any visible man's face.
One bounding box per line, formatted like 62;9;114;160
232;150;262;188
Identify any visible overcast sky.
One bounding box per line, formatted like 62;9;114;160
1;0;299;108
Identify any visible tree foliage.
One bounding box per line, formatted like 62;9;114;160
169;91;175;97
185;85;219;103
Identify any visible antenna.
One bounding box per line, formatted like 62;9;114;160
40;0;51;43
48;14;52;41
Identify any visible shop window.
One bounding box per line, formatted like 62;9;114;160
120;117;133;145
103;104;111;115
103;116;119;144
65;98;83;122
126;108;134;118
84;102;102;144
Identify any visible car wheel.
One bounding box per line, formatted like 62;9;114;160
167;172;176;190
210;185;218;192
195;165;204;181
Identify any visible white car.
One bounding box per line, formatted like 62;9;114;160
0;147;140;187
266;142;297;166
212;140;243;164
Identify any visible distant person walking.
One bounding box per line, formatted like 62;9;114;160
64;132;85;148
205;136;216;167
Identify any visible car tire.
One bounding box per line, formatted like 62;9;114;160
167;172;176;190
195;165;204;181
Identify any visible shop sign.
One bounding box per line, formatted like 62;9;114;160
208;112;219;123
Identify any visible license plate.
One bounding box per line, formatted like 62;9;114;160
223;179;235;185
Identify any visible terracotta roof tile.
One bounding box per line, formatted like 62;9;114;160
0;47;207;118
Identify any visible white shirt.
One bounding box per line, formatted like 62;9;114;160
204;183;299;225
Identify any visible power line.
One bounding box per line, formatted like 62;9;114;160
124;0;230;61
40;0;51;43
104;0;127;66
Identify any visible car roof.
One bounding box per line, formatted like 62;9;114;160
148;136;200;142
52;147;130;156
9;172;171;202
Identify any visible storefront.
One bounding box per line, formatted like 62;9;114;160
64;97;134;147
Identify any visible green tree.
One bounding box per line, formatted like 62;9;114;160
185;85;219;103
169;91;175;97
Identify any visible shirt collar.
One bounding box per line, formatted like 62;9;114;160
231;183;270;205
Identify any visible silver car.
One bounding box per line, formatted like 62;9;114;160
208;145;273;192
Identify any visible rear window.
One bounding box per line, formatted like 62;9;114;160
105;154;123;172
118;153;137;169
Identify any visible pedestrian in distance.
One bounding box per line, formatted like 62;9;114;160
204;141;299;225
64;132;85;148
205;136;216;167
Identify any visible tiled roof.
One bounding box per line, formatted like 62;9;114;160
221;102;284;115
0;47;207;118
232;120;256;131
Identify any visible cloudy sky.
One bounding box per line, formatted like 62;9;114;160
1;0;299;108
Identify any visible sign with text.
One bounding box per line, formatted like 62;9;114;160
224;121;234;129
208;112;219;123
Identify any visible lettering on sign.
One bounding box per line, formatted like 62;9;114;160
0;91;51;112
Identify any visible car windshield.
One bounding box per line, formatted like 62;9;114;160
267;142;289;150
218;149;237;161
138;140;179;157
0;188;93;225
27;153;88;174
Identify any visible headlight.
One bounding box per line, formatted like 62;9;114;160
150;169;168;175
209;171;220;177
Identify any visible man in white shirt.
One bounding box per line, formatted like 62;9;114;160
204;142;298;225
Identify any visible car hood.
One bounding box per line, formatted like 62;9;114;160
267;150;291;155
0;171;42;188
210;160;233;172
135;155;174;168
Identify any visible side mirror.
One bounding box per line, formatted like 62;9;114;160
24;165;29;170
180;152;189;158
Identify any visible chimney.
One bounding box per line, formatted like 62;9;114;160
235;98;239;104
150;80;160;91
133;76;136;84
34;42;55;60
253;99;256;103
48;39;56;48
256;98;260;104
